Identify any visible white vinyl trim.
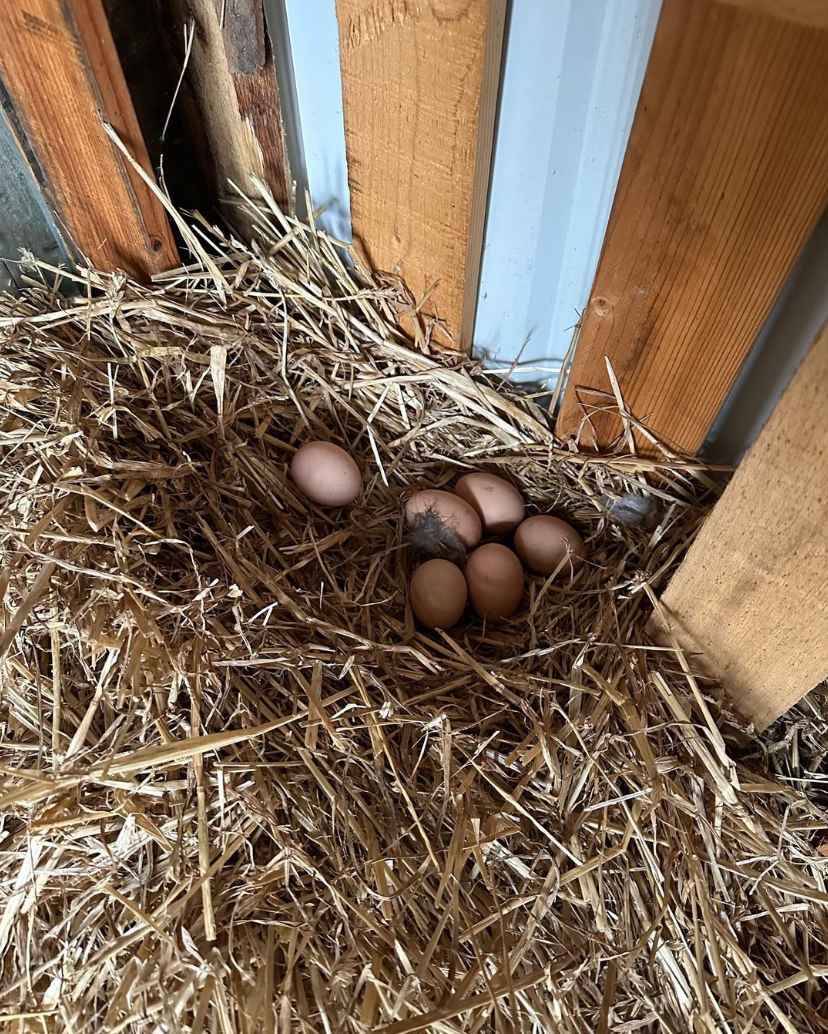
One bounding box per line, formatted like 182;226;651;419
279;0;352;242
474;0;661;383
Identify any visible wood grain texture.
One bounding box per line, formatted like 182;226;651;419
0;0;177;277
175;0;289;212
652;320;828;731
556;0;828;454
336;0;506;349
717;0;828;29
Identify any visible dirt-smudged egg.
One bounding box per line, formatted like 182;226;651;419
290;441;362;506
455;472;524;535
515;515;585;576
465;543;524;620
409;559;468;629
405;489;482;560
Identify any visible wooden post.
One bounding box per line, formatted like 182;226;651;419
651;320;828;730
555;0;828;454
0;0;178;278
335;0;507;349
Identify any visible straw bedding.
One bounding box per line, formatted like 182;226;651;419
0;196;826;1033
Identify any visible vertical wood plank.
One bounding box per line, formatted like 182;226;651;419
0;0;178;278
173;0;290;213
336;0;506;349
556;0;828;454
651;320;828;731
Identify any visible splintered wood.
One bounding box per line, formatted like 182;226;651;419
652;320;828;730
336;0;506;349
171;0;290;213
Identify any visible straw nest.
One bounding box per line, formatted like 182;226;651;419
0;194;826;1034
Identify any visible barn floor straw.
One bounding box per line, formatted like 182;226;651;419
0;192;826;1034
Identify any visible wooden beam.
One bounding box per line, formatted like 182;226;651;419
0;0;177;278
717;0;828;29
556;0;828;454
174;0;290;215
651;320;828;731
336;0;506;349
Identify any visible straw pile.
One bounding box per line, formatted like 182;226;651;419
0;194;826;1034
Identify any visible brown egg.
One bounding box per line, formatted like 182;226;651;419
455;472;525;535
465;543;524;620
405;490;482;550
514;515;585;576
290;441;362;506
409;559;468;629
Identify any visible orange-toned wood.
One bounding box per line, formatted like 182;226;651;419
0;0;177;277
336;0;506;349
718;0;828;28
174;0;290;212
651;320;828;731
556;0;828;454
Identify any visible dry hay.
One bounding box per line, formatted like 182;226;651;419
0;193;826;1034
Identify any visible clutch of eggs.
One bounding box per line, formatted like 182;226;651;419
287;445;587;632
404;472;588;629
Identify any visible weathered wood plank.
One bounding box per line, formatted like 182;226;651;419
336;0;506;349
651;320;828;731
556;0;828;454
0;0;177;277
173;0;290;214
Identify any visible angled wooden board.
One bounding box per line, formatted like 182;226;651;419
556;0;828;454
0;0;177;277
652;320;828;731
336;0;506;349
